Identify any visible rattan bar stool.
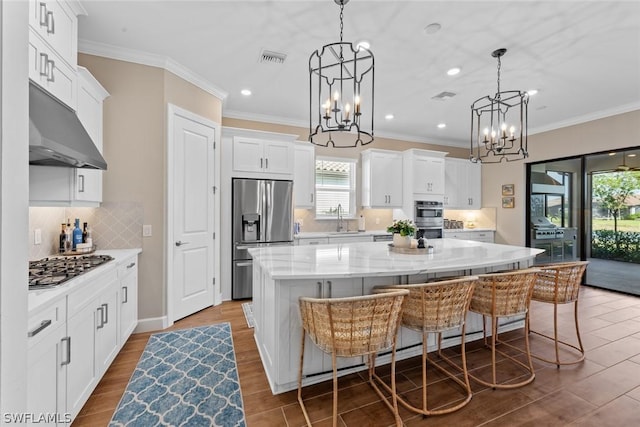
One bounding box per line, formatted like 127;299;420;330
375;276;477;416
297;289;409;427
467;268;539;389
529;261;589;367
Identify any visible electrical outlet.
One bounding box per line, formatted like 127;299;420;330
142;224;152;237
34;228;42;245
375;217;380;225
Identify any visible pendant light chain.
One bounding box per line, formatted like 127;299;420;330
496;55;501;100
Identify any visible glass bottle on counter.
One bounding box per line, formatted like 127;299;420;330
64;220;73;253
82;222;88;243
59;223;67;253
72;219;83;250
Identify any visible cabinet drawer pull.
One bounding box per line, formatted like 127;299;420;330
310;193;314;203
47;59;55;82
78;174;85;192
126;262;136;269
28;319;52;337
122;286;129;304
96;306;104;329
260;158;263;169
308;241;320;245
39;53;49;77
317;281;322;298
61;336;71;366
102;303;109;325
46;10;55;34
265;158;269;169
39;3;48;26
236;262;253;267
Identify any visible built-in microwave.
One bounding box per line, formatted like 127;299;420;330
414;200;444;228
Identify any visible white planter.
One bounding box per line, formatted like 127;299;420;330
393;233;411;248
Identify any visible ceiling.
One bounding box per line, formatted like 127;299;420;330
77;1;640;148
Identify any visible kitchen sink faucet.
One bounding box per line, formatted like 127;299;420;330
336;204;344;232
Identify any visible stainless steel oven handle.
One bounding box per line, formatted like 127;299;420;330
236;262;253;267
28;319;52;337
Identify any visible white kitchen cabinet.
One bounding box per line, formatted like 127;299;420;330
293;142;315;208
28;29;76;109
118;255;139;342
328;234;373;244
28;0;79;70
66;268;118;419
27;0;82;109
403;149;446;196
361;149;403;208
444;158;482;209
232;137;294;176
296;237;329;246
26;299;68;427
444;230;494;243
29;68;109;207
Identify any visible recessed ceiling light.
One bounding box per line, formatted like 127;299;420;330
608;152;616;156
424;23;441;34
385;114;394;120
437;123;446;129
628;153;637;158
447;67;461;76
356;40;370;50
527;89;538;96
241;89;252;96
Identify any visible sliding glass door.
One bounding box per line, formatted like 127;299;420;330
527;147;640;295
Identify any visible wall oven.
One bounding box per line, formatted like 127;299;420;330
414;200;444;239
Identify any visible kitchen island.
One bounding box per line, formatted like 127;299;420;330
249;239;544;394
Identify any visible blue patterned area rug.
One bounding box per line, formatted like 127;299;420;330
110;323;246;427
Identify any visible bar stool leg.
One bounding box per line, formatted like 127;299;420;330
422;330;428;414
332;352;338;427
298;330;313;427
491;315;498;388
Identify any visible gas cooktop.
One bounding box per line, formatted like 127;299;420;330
29;254;114;289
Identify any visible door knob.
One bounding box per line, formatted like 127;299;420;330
175;241;190;247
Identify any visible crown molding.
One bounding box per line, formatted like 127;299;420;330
78;39;228;101
223;110;469;148
529;102;640;135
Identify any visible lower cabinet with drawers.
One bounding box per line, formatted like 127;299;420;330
26;251;140;426
444;230;495;243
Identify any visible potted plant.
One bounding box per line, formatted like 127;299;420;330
387;219;416;248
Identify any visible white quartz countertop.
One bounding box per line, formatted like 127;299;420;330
294;230;391;239
28;248;142;315
249;239;543;280
443;228;495;232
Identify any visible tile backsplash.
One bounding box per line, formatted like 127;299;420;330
29;202;143;260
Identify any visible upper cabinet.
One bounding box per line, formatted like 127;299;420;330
231;137;294;177
30;67;109;207
361;149;403;208
293;142;315;209
404;149;446;197
444;158;482;209
28;0;84;109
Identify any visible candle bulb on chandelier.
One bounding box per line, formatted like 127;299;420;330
354;95;361;114
483;127;490;143
345;103;351;121
501;123;507;138
510;126;515;138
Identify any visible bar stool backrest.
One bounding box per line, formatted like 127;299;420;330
299;289;408;358
390;277;477;333
533;261;589;304
471;269;540;317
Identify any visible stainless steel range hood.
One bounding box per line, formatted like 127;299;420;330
29;83;107;170
531;171;565;194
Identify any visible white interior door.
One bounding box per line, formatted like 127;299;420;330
170;110;216;321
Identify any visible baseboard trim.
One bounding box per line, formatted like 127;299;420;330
134;316;169;333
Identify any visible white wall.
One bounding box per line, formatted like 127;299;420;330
482;110;640;245
0;0;29;418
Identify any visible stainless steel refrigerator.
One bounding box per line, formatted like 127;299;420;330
232;178;293;299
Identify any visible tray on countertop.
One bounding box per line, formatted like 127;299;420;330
388;244;433;255
58;246;97;256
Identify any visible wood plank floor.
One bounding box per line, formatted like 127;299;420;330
73;285;640;426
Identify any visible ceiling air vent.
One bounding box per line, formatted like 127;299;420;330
259;49;287;64
431;91;457;101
